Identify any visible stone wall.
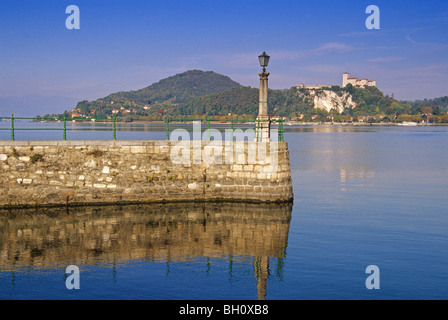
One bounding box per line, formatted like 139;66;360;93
0;140;293;208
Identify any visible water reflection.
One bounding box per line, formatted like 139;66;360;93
0;202;292;300
284;125;375;133
340;169;375;191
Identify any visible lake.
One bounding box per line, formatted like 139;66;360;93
1;122;447;300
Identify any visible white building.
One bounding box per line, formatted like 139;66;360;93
342;72;376;88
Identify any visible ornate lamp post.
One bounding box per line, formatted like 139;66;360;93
258;51;270;73
256;51;270;142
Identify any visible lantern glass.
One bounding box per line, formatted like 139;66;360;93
258;51;270;71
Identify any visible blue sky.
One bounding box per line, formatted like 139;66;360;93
1;0;448;114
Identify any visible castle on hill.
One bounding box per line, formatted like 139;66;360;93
296;73;376;89
342;72;376;88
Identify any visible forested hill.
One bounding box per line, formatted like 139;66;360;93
175;83;448;120
184;84;410;118
42;69;447;122
72;70;241;118
400;96;448;113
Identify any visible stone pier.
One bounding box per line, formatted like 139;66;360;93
0;140;293;208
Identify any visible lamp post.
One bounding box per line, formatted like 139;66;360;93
256;51;270;142
258;51;270;73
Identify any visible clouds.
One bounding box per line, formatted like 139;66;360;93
1;0;447;108
267;43;355;61
314;42;355;53
366;57;405;63
169;42;356;89
181;42;355;71
405;26;448;48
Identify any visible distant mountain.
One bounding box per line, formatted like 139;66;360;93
71;70;241;118
183;86;260;116
183;84;403;118
37;69;447;123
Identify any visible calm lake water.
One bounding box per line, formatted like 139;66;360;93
1;122;448;300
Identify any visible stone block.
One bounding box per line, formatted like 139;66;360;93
130;146;147;154
232;164;242;171
243;164;254;171
45;147;59;154
74;181;84;187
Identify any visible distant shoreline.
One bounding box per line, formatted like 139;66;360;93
283;122;448;126
2;118;447;126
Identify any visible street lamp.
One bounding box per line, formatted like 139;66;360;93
258;51;270;73
256;51;270;142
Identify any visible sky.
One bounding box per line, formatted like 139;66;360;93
1;0;448;115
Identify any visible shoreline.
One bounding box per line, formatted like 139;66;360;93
284;122;448;126
30;121;448;126
2;118;447;126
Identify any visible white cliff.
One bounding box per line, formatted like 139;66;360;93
297;88;357;113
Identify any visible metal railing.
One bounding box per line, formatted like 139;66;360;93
0;115;284;142
0;115;118;141
166;118;284;141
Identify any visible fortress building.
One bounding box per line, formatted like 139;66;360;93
342;72;376;88
295;72;376;90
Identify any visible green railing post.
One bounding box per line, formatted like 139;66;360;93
11;114;14;141
63;116;67;140
269;119;271;141
113;115;116;140
165;118;169;140
279;119;284;142
207;118;210;141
